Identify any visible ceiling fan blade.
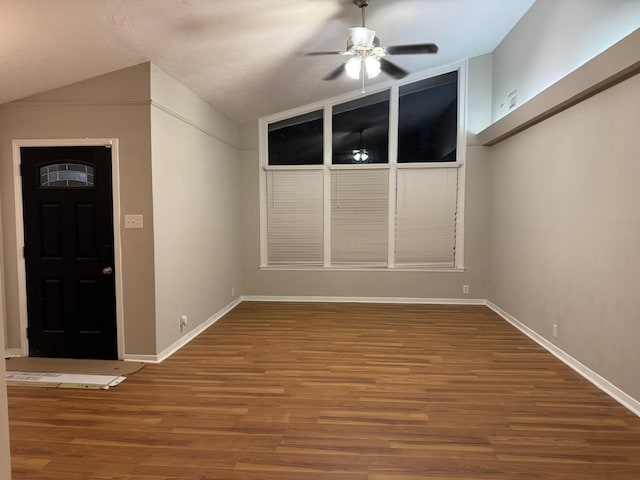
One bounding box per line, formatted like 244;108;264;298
386;43;438;55
301;51;344;56
380;58;408;80
323;64;346;81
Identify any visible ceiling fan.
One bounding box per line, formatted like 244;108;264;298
304;0;438;87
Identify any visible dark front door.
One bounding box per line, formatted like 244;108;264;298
21;145;117;359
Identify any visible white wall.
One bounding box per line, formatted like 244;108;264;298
150;65;243;355
492;0;640;121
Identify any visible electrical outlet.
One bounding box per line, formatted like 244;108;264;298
179;315;188;332
508;90;517;110
552;324;558;338
462;284;469;294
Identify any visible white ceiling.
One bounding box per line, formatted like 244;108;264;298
0;0;535;123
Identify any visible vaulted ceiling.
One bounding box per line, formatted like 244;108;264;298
0;0;535;123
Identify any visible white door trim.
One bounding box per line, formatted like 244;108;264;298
11;138;125;359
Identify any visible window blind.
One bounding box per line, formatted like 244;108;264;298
395;167;458;266
331;169;389;265
266;169;323;265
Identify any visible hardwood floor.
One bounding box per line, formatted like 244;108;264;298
8;302;640;479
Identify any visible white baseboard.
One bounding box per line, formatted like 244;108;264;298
126;297;243;364
122;354;159;363
486;301;640;417
241;295;486;305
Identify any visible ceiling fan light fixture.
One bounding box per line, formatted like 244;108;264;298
345;57;362;79
348;27;376;48
352;149;369;162
345;56;381;80
365;56;381;78
307;0;437;84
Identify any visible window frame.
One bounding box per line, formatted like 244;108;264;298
259;61;467;271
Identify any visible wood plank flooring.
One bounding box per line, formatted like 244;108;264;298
8;302;640;479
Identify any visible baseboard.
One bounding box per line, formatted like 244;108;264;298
241;295;486;305
151;297;242;364
486;301;640;417
122;354;159;363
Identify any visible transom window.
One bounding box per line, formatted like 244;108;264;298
268;110;323;166
332;90;389;164
260;67;464;270
40;163;94;188
398;71;458;163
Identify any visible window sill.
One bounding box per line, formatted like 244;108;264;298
259;265;466;273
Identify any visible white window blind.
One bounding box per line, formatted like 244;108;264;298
331;169;388;265
395;167;458;266
266;169;323;265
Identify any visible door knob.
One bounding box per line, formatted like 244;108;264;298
102;266;113;275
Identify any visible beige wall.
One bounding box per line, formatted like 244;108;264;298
0;64;157;356
491;0;640;122
239;58;492;300
150;65;243;354
488;72;640;401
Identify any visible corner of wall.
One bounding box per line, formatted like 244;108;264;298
466;53;493;143
148;70;244;355
239;120;259;151
149;63;240;149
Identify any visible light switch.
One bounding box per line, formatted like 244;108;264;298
124;214;144;229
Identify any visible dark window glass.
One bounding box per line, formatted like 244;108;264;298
39;163;94;188
398;71;458;163
268;110;323;165
332;90;389;164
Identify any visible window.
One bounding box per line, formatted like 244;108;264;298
398;72;458;163
266;170;323;265
332;91;389;164
395;167;458;266
40;163;94;188
261;67;464;269
331;169;388;265
264;110;324;265
268;110;323;165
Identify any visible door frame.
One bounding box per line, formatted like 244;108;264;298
11;138;125;359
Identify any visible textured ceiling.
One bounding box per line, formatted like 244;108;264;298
0;0;535;123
